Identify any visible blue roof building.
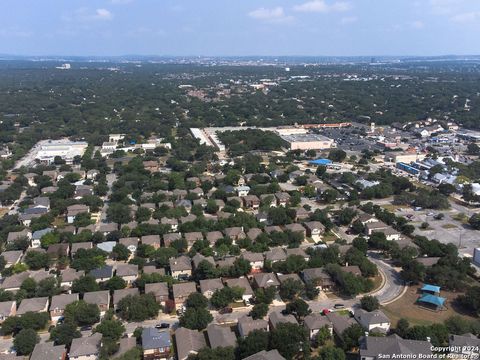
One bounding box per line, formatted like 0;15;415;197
418;294;446;309
421;284;441;294
309;158;332;166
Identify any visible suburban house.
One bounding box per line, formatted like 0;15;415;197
119;237;139;254
113;288;139;310
66;204;89;224
303;221;325;239
302;268;334;292
69;333;102;360
141;235;162;249
84;290;110;316
0;301;16;323
304;313;333;341
50;293;79;322
116;263;139;284
244;350;286;360
60;268;84;289
172;282;197;310
199;278;224;299
265;247;287;263
206;323;237;349
243;195;260;210
237;316;269;338
17;297;49;315
71;242;93;256
205;231;223;246
89;265;114;283
145;283;169;307
284;223;306;239
0;250;23;268
224;227;246;243
359;334;432;360
169;256;192;280
253;273;280;289
30;342;67;360
448;333;480;359
268;311;298;330
225;277;254;303
142;327;172;360
175;327;206;360
241;251;264;272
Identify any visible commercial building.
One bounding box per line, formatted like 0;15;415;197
280;133;335;151
36;140;88;165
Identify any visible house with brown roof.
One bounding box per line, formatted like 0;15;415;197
303;221;325;238
199;278;224;299
30;342;66;360
0;250;23;268
175;327;206;360
69;333;102;360
285;247;309;261
113;288;139;310
284;223;306;239
265;247;287;263
207;323;237;349
141;235;161;249
241;251;264;272
163;233;181;247
247;228;263;241
66;204;89;224
184;232;203;249
253;273;280;289
243;195;260;210
268;311;298;330
237;316;269;337
169;256;192;280
50;293;79;322
145;283;169;307
302;268;334;291
224;277;254;303
71;242;92;256
304;313;333;341
0;301;16;323
84;290;110;316
116;263;139;284
17;297;49;315
205;231;223;246
224;227;246;244
60;268;84;289
119;237;139;253
172;282;197;310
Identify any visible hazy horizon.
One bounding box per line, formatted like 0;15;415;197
1;0;480;57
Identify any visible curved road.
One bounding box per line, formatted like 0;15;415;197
367;251;406;305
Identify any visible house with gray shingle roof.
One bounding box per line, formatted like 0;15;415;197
237;316;269;338
199;278;224;299
17;297;49;315
175;327;206;360
359;334;432;360
30;342;66;360
207;323;237;349
0;301;16;322
113;288;139;310
84;290;110;315
69;333;102;360
142;327;172;360
50;293;79;322
303;313;332;341
145;283;169;306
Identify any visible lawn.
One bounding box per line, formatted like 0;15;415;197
382;285;478;327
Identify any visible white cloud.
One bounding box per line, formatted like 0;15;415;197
411;20;425;29
451;11;480;23
64;8;113;22
293;0;351;13
340;16;357;24
248;7;294;23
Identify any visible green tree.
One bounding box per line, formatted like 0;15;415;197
279;279;304;301
360;295;380;312
237;330;269;359
117;294;160;322
254;287;276;305
185;293;209;309
340;324;363;351
328;149;347;162
107;203;132;225
135;207;151;222
316;325;332;347
71;275;100;294
316;346;345;360
50;322;81;346
95;318;125;341
24;251;50;270
112;243;130;261
270;323;310;360
469;214;480;230
102;276;126;291
250;303;269;320
179;307;213;330
285;298;311;318
458;286;480;315
64;300;100;326
13;328;39;355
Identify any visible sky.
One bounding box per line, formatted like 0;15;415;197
1;0;480;56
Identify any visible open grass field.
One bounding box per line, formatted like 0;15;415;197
382;284;478;327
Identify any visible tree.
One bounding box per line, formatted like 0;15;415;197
117;294;160;322
24;251;50;270
73;212;92;228
50;322;81;346
13;328;39;355
328;149;347;162
467;143;480;155
250;303;269;320
360;296;380;312
321;189;339;204
135;207;151;222
304;281;320;300
205;199;219;214
185;293;209;310
189;347;235;360
316;165;327;177
316;346;345;360
71;248;107;272
279;279;304;301
107;203;132;225
229;258;251;277
112;243;130;261
457;286;480;315
236;330;269;359
316;325;332;347
285;298;311;318
340;324;363;351
72;275;100;294
95;318;125;341
395;318;410;338
338;208;357;226
64;300;100;326
1;312;50;335
254;287;276;305
469;214;480;230
102;276;126;291
210;287;244;309
270;323;310;360
179;307;213;330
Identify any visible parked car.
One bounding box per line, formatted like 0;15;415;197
155;323;170;329
219;307;233;314
334;303;345;309
80;325;92;331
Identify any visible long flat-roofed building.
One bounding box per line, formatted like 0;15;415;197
280;133;335;150
36;139;88;165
